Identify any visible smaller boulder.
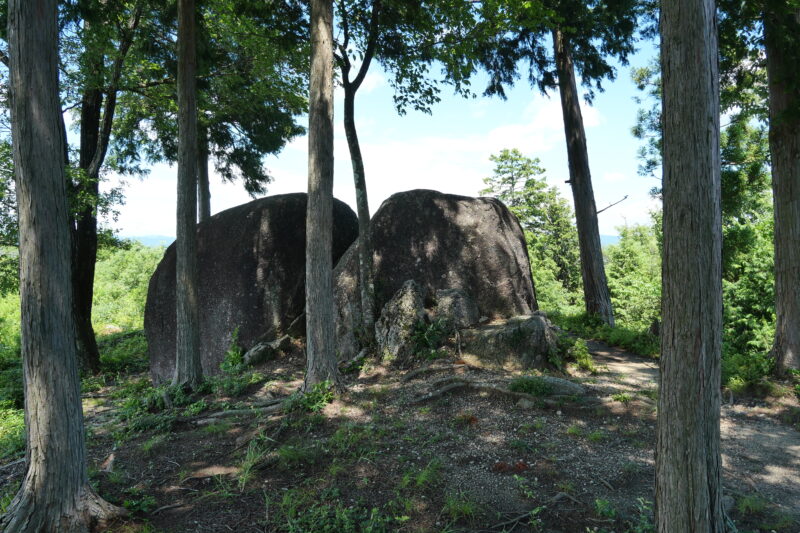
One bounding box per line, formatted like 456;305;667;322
433;289;480;330
461;315;559;370
243;335;293;366
375;280;426;364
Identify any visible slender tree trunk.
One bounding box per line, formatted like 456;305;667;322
764;7;800;376
304;0;340;391
73;82;103;374
343;87;375;342
656;0;726;530
198;131;211;222
552;29;614;327
174;0;202;389
1;1;126;530
70;12;139;374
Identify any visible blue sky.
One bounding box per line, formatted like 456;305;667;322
106;42;662;239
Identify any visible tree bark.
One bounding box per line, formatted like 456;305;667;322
198;129;211;222
552;29;614;327
304;0;340;391
1;0;126;530
764;7;800;376
342;83;375;346
174;0;202;389
343;89;375;343
656;0;726;530
337;0;381;346
72;81;103;375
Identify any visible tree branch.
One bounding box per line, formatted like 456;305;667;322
87;3;143;179
596;195;628;215
350;0;383;92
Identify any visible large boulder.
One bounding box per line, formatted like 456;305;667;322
145;193;358;384
334;189;537;360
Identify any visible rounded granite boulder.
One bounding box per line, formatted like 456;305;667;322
145;193;358;384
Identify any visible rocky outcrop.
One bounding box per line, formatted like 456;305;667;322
334;189;537;360
145;193;358;384
432;288;480;330
460;313;559;370
374;280;426;364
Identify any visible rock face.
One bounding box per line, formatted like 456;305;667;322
460;314;558;370
432;288;480;330
334;189;537;360
145;193;358;384
374;280;426;363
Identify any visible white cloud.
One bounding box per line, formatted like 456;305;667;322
524;94;603;129
360;71;387;94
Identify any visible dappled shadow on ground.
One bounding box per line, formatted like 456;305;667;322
2;334;797;532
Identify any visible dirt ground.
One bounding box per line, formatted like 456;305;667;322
1;335;798;532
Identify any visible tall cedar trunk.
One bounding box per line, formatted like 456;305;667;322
552;29;614;327
174;0;202;389
764;8;800;376
1;0;125;529
198;131;211;222
343;86;375;342
304;0;340;390
72;82;103;374
656;0;725;530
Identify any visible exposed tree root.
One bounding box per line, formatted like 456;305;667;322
1;484;127;533
485;492;583;531
190;403;284;425
338;349;368;370
409;376;599;408
401;362;479;383
186;397;288;425
0;457;24;471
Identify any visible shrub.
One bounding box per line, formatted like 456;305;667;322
568;338;596;373
411;319;449;358
509;376;552;396
97;330;148;374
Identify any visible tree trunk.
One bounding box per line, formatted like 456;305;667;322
552;29;614;327
174;0;202;389
198;132;211;222
304;0;340;391
656;0;726;530
72;82;103;374
1;0;126;530
70;12;138;374
764;7;800;376
343;86;375;343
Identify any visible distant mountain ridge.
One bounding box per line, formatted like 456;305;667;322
127;235;174;247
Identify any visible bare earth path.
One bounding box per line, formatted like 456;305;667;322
587;340;800;528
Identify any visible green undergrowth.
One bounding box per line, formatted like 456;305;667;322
269;485;398;532
0;401;24;460
0;480;20;514
96;330;149;374
411;318;450;361
509;376;553;396
549;311;659;357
